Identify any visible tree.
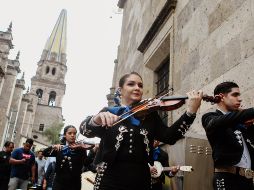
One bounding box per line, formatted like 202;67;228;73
43;122;64;144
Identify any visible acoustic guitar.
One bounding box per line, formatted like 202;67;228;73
151;161;193;178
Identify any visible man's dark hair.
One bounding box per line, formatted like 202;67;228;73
214;81;239;96
4;141;14;147
26;138;34;145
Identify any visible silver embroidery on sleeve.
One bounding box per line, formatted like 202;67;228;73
234;130;242;146
247;139;254;149
140;128;150;155
94;162;108;190
215;178;225;190
81;120;87;135
177;121;190;136
81;118;93;136
115;125;128;151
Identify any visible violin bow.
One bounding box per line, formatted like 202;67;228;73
111;103;149;126
116;98;154;118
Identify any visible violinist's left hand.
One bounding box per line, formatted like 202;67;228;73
186;90;203;114
52;144;63;151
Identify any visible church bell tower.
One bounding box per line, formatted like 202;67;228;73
30;9;67;144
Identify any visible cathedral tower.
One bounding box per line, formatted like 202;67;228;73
29;9;67;145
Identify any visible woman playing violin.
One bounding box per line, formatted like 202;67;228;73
43;125;93;190
80;72;203;190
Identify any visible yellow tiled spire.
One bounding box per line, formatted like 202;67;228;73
44;9;67;62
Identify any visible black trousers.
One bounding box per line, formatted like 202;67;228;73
213;172;254;190
98;162;151;190
53;178;81;190
151;182;163;190
0;178;9;190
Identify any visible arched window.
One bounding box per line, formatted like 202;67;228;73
52;68;56;75
36;89;43;98
46;66;50;74
48;91;56;106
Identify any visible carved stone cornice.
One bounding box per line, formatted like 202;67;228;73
22;97;30;103
37;103;62;109
22;93;31;103
137;0;177;53
27;104;33;112
15;79;26;90
31;75;65;83
15;84;26;90
6;60;21;74
0;31;13;49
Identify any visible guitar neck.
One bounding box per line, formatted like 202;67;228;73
163;167;173;172
163;166;193;172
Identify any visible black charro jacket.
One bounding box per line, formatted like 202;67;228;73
43;146;87;183
80;110;196;166
202;108;254;169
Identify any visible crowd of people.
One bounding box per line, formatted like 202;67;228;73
0;131;97;190
1;71;254;190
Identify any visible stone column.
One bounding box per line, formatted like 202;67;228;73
0;57;8;96
14;94;30;146
0;66;6;96
6;78;25;142
106;87;116;107
0;27;14;97
25;104;34;137
27;94;38;138
0;65;18;147
20;104;33;143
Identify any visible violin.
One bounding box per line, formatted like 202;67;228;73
115;94;254;127
74;140;96;146
67;140;96;150
50;140;95;155
112;94;221;126
139;94;220;112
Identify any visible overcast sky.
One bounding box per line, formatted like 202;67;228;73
0;0;123;131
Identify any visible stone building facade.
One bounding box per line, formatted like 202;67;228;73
0;9;67;150
0;23;25;148
108;0;254;189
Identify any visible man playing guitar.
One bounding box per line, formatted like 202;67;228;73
150;140;179;190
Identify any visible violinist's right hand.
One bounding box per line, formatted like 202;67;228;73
92;111;119;127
